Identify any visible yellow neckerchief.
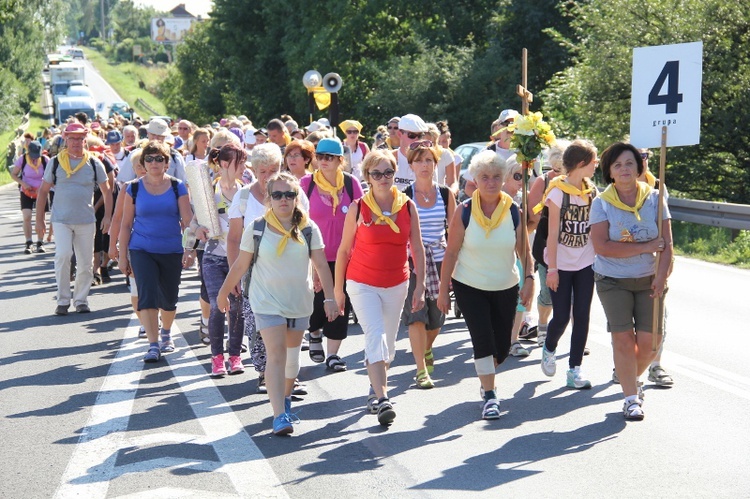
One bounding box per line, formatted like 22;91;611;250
362;186;409;233
312;169;344;214
643;171;656;188
57;149;90;179
600;182;651;221
264;208;309;256
25;155;42;173
471;190;512;238
532;175;594;214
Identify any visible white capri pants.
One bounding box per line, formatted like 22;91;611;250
347;279;409;365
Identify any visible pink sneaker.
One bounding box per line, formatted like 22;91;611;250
211;355;227;377
228;355;245;375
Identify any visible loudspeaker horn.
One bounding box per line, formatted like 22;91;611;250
302;70;322;90
322;72;343;93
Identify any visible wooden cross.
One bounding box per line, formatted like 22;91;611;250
516;48;533;283
516;48;533;115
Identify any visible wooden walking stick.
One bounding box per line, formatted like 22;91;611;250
652;126;667;351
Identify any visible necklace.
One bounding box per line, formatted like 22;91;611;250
415;189;433;203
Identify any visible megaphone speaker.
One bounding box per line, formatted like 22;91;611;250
323;72;343;93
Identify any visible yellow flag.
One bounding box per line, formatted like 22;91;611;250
312;87;331;110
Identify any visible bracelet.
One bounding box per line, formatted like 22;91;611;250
547;268;558;273
323;298;335;303
525;275;535;280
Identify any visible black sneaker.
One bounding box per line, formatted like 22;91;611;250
24;241;33;254
55;304;70;316
36;241;46;253
100;266;111;283
518;322;538;340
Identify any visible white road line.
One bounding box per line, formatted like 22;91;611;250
587;331;750;401
55;317;288;499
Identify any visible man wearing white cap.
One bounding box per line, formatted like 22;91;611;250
119;118;186;182
392;113;431;191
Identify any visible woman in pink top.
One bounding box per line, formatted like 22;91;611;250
335;149;425;426
300;138;364;371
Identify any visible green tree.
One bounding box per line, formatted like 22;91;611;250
542;0;750;203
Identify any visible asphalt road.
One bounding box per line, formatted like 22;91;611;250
1;179;749;498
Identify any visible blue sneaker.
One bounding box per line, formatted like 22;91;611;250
285;396;292;415
273;413;294;435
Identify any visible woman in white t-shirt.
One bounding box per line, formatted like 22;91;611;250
539;139;598;389
185;128;210;163
218;172;337;436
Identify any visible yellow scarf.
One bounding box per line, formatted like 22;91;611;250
57;149;90;179
264;209;309;256
362;186;409;233
600;182;651;221
643;171;656;188
25;155;42;173
313;169;344;214
471;190;513;237
532;175;594;214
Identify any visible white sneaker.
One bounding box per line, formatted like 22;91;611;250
566;368;592;389
537;332;547;348
509;342;530;357
541;346;556;377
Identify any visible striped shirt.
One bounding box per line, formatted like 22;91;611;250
413;184;447;262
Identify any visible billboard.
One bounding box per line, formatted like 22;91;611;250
151;17;197;43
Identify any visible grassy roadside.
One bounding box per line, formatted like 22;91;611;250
1;98;51;186
672;222;750;268
82;47;168;118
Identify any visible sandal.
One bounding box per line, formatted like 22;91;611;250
648;365;674;386
308;334;325;363
199;321;210;346
292;378;308;396
143;346;161;363
325;354;347;372
623;399;644;421
415;369;434;389
424;349;434;374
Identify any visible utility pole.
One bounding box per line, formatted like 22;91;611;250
100;0;106;40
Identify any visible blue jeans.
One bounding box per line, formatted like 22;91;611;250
202;254;244;357
545;265;594;368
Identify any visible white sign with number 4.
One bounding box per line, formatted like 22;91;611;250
630;41;703;148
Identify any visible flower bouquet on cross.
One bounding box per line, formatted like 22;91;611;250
507;111;556;166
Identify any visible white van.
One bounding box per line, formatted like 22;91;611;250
55;96;96;124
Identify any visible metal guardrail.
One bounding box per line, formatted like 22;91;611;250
135;98;157;116
668;198;750;230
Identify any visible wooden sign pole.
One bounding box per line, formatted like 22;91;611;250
652;125;667;351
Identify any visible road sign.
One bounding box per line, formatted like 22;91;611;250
630;41;703;148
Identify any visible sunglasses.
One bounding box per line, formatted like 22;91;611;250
409;139;433;150
346;129;359;135
144;155;167;163
641;152;651;160
512;172;523;181
316;153;338;161
387;125;399;130
270;190;298;201
402;131;424;140
368;169;395;180
500;120;513;127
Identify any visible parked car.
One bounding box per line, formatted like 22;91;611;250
109;101;133;120
454;141;488;200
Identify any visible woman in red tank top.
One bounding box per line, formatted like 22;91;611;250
335;149;425;427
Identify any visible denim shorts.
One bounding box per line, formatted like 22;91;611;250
254;313;309;332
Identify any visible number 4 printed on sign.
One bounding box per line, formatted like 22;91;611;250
648;61;684;114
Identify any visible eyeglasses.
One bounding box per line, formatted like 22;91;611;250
512;172;523;181
287;153;303;159
409;140;433;150
500;120;513;127
316;153;338;162
402;131;424;140
346;129;359;135
641;152;651;160
368;169;395;180
270;190;298;201
144;155;167;163
387;125;399;130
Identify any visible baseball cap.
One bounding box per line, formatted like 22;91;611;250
254;128;268;137
305;122;323;133
317;118;330;127
498;109;519;123
105;130;123;145
229;127;245;144
244;127;257;145
28;141;42;159
316;138;344;156
146;118;170;137
398;114;428;133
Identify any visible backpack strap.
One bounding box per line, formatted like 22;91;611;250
306;175;316;199
130;178;141;203
404;184;414;200
170;177;179;198
243;218;267;298
307;172;356;202
301;225;313;258
510;203;520;230
438;185;450;222
462;198;519;230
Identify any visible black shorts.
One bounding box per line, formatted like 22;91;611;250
20;190;51;212
309;261;351;340
129;250;183;311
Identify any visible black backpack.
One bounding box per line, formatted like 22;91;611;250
403;183;452;226
18;155;49;181
461;197;520;231
50;156;98;186
306;171;355;201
